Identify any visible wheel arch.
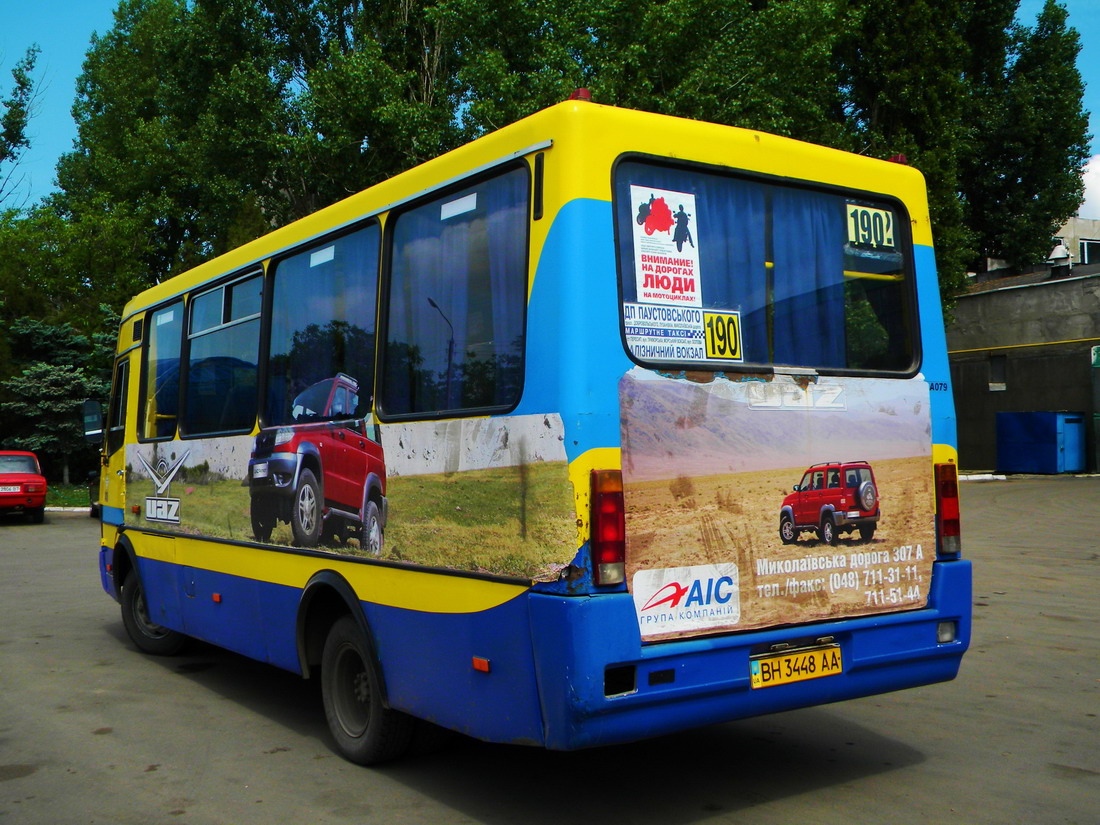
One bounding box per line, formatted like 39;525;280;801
295;443;323;493
296;571;388;705
364;472;385;526
111;533;140;599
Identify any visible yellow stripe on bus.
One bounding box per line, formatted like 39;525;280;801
138;534;531;614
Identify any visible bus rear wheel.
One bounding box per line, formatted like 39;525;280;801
321;615;412;765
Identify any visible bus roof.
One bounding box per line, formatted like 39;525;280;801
122;99;932;321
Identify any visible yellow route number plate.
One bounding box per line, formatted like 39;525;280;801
750;645;842;689
703;310;743;361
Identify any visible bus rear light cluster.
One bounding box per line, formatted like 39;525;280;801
935;462;962;557
590;469;626;585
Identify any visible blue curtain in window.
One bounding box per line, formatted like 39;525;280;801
771;188;846;367
383;167;527;414
693;177;768;362
617;164;769;362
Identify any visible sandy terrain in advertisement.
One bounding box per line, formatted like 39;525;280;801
621;368;938;640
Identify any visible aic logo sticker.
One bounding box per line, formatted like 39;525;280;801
632;563;740;636
136;450;190;525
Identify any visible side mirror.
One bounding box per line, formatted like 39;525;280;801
83;399;104;444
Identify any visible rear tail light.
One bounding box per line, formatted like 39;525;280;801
23;483;44;493
935;462;961;556
590;469;626;585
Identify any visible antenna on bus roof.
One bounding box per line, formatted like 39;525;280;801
568;88;592;102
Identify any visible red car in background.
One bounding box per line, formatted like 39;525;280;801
0;451;47;523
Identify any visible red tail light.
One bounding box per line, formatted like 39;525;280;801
590;469;626;585
935;463;961;556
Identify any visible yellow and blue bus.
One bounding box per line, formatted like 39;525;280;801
87;97;970;764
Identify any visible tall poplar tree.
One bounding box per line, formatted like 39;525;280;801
961;0;1090;269
0;45;39;206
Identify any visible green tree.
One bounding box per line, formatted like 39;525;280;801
838;0;974;301
0;45;39;206
11;0;1092;321
0;198;151;377
0;318;113;483
57;0;289;281
961;0;1091;269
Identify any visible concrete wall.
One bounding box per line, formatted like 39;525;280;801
947;273;1100;471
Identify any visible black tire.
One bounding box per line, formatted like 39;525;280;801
859;523;876;542
321;615;412;765
779;514;796;545
251;499;276;543
290;469;322;547
28;507;44;524
361;500;383;556
120;569;187;655
820;514;836;546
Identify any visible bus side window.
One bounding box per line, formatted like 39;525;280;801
107;358;129;454
381;166;528;416
265;224;380;428
182;273;262;436
141;301;183;440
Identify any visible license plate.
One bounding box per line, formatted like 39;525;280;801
0;485;19;493
750;645;842;689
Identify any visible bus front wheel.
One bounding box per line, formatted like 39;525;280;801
120;569;187;656
320;615;412;765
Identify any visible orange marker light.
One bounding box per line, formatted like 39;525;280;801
212;593;222;603
472;657;491;673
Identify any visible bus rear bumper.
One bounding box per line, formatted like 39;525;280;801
530;558;971;751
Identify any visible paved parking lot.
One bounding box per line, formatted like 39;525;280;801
0;477;1097;824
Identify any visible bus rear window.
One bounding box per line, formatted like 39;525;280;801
614;160;917;373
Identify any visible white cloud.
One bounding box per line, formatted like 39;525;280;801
1081;155;1100;219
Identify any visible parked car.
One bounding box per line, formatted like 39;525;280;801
247;374;387;551
0;451;48;523
779;460;879;545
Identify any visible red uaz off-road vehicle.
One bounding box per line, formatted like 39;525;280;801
248;374;387;551
779;460;879;545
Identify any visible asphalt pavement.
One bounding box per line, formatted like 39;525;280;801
0;477;1097;824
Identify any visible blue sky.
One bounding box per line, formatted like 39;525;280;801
1;1;1098;215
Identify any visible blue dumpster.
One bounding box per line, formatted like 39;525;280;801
996;412;1086;474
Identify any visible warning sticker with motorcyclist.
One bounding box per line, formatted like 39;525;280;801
630;186;701;307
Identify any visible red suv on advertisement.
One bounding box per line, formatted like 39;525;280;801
779;460;879;545
248;374;387;551
0;451;48;523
